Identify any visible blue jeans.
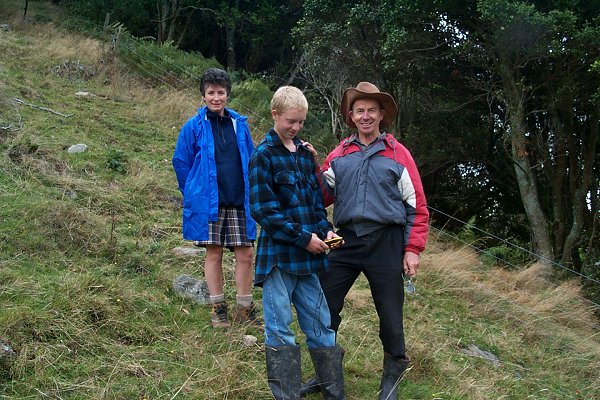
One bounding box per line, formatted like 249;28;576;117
262;267;336;349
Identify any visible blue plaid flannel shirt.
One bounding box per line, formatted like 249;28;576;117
249;129;332;286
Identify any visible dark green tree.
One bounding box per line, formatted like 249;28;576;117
61;0;302;73
293;0;599;278
466;0;600;271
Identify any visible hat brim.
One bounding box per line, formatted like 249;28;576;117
340;88;398;129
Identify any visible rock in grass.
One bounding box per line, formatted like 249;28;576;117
242;334;259;347
0;340;16;366
460;344;500;367
172;274;209;304
67;143;88;153
172;246;205;257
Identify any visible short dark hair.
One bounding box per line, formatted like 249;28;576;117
200;68;231;96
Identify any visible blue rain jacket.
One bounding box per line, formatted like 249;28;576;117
172;106;256;241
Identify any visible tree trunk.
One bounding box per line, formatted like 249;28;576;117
176;7;194;46
496;61;554;270
509;116;554;267
548;102;568;256
561;104;599;266
502;72;554;269
225;23;236;70
157;2;167;44
166;0;178;43
324;95;343;140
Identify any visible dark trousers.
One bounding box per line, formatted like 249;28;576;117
319;225;407;358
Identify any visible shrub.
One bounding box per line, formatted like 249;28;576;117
116;34;221;89
228;78;273;137
105;148;127;173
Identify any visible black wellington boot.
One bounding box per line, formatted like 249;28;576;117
266;345;302;400
300;375;320;397
378;353;410;400
301;346;345;397
308;345;345;399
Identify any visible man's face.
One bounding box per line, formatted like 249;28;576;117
202;84;228;115
349;98;385;136
272;108;307;143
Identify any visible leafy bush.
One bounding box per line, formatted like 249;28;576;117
228;78;273;137
455;216;533;268
480;244;533;268
116;33;221;89
302;92;345;153
581;256;600;312
105;148;127;173
58;17;222;89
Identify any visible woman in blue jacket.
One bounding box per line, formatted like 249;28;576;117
172;68;259;328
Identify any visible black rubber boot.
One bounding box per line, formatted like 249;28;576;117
308;345;345;399
378;353;410;400
300;375;320;397
301;346;345;397
266;345;301;400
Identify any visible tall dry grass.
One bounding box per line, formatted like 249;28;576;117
33;24;105;65
414;232;600;398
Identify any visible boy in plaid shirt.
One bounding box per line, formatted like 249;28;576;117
249;86;345;399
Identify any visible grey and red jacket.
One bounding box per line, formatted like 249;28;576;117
321;133;429;255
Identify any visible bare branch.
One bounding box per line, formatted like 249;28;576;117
183;6;217;16
12;98;73;118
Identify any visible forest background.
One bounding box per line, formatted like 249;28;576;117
53;0;600;301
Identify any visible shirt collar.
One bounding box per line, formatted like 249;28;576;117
349;131;386;147
206;108;230;120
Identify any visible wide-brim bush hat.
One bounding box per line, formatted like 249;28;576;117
340;82;398;129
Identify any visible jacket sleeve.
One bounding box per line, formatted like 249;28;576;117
310;158;333;237
395;143;429;254
249;149;312;248
172;119;197;193
245;122;255;155
319;144;344;208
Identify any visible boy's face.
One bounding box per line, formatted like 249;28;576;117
349;98;385;136
202;84;228;116
272;108;307;143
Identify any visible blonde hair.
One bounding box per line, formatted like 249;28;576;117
271;86;308;114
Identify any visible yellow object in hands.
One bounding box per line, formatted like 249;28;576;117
324;237;343;248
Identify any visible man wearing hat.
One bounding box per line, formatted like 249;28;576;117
304;82;429;399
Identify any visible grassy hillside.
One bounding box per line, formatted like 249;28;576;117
1;9;599;400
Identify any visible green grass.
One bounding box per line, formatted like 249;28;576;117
1;6;599;400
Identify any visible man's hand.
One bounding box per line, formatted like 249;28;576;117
301;141;317;158
324;231;344;249
403;251;420;277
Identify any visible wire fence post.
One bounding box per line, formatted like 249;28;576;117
103;13;111;30
23;0;29;21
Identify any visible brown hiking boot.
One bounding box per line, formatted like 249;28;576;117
233;302;263;327
211;301;231;328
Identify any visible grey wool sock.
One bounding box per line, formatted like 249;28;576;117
210;294;226;304
236;294;252;307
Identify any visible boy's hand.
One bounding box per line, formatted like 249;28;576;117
306;233;328;254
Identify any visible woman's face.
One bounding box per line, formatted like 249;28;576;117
202;84;228;116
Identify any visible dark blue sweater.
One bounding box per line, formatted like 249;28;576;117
207;109;245;207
